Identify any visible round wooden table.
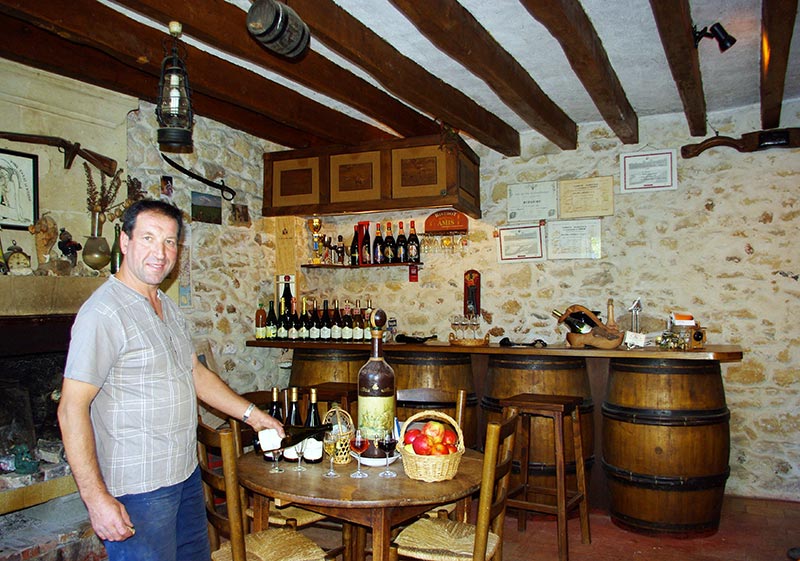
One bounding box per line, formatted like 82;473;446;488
238;450;484;561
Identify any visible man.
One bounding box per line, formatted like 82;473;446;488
58;199;283;561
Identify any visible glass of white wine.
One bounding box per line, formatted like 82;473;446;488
323;431;339;478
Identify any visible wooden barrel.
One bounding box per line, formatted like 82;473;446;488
602;358;730;537
482;355;595;506
290;348;369;386
384;351;478;448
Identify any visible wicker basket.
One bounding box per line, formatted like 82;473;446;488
398;410;465;482
323;405;354;465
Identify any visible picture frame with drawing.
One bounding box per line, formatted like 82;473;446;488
0;148;38;230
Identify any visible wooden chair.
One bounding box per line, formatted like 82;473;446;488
390;408;520;561
196;422;327;561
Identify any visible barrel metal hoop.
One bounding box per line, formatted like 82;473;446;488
609;358;720;375
601;402;730;426
489;355;585;371
610;510;721;534
602;459;730;490
384;352;471;366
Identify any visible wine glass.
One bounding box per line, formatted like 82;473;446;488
377;430;398;478
450;315;460;339
268;447;284;473
350;429;369;479
292;438;308;472
323;432;340;478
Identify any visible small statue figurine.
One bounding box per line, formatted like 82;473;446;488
58;227;82;267
11;444;40;474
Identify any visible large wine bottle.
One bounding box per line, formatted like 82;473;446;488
283;387;304;461
357;309;396;458
303;388;324;463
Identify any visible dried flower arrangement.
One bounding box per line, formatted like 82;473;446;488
84;163;147;222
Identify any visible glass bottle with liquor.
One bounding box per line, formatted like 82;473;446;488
303;388;324;463
352;299;364;341
372;223;384;264
279;276;293;320
357;309;396;458
552;309;593;334
341;299;354;341
383;222;396;263
362;298;374;342
263;387;284;460
330;298;343;341
320;299;332;340
283;387;304;461
395;221;408;263
110;223;123;274
276;300;289;340
265;300;278;340
407;220;420;263
350;225;359;266
255;303;267;340
336;235;345;265
288;297;300;340
360;223;371;265
298;297;310;340
309;299;321;340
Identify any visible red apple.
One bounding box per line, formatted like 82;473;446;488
404;428;422;445
442;429;458;446
446;444;458;454
431;443;449;455
421;421;446;444
412;435;433;455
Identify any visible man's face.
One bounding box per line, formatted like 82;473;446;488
120;210;179;287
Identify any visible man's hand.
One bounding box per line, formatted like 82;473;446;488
85;492;135;542
248;407;285;437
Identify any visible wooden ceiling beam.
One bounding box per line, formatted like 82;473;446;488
112;0;438;139
0;15;331;149
389;0;576;150
288;0;521;157
648;0;706;136
0;0;391;146
760;0;798;129
518;0;638;144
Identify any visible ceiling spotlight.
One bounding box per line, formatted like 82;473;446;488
693;22;737;52
247;0;310;59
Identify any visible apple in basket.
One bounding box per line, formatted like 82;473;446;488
421;421;445;443
404;428;422;445
412;435;434;455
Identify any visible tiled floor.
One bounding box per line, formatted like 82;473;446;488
302;495;800;561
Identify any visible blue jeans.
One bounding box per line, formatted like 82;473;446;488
103;466;211;561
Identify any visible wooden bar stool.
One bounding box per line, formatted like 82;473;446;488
499;393;591;561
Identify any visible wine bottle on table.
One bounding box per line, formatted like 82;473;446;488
407;220;420;263
350;225;360;266
283;387;304;461
372;223;385;264
263;387;284;461
303;388;324;463
395;221;408;263
383;222;396;263
265;300;278;340
330;298;343;341
357;309;396;458
255;303;267;340
320;299;332;341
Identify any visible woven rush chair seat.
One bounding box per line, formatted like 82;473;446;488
394;517;500;561
244;504;327;527
211;527;327;561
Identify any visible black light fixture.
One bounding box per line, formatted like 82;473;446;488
246;0;310;59
693;22;737;52
156;21;194;152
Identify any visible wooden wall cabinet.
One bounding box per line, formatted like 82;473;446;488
263;135;480;218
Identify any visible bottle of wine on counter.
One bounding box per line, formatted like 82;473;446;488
395;221;408;263
309;299;321;340
265;300;278;340
341;299;354;341
255;303;267;340
407;220;420;263
350;225;359;266
372;223;385;264
320;299;332;340
552;309;593;334
276;300;289;340
360;224;371;265
331;298;343;340
283;387;304;461
352;299;365;341
303;388;324;463
383;222;396;263
357;308;396;458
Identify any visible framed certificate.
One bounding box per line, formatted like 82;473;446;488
497;223;545;262
620;149;678;192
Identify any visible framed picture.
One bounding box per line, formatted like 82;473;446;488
0;148;39;230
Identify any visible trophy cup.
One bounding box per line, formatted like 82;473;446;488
308;218;323;264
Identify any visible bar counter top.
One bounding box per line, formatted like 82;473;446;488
245;340;744;363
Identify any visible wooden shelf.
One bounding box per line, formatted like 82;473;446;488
301;262;422;270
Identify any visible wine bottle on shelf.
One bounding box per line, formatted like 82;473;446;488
336;235;345;265
383;222;396;263
283;387;304;461
341;299;354;341
265;300;278;340
330;298;343;341
302;388;324;463
255;303;267;340
320;299;332;340
279;276;293;320
276;300;289;340
395;221;408;263
360;224;371;265
309;299;321;340
298;297;310;340
362;299;374;342
552;309;593;334
350;225;360;266
357;309;396;458
407;220;420;263
352;299;364;341
372;223;385;264
288;297;300;340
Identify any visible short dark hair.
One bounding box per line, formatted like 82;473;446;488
121;199;183;238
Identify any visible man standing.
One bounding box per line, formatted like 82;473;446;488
58;199;283;561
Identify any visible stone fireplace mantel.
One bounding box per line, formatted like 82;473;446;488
0;276;105;318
